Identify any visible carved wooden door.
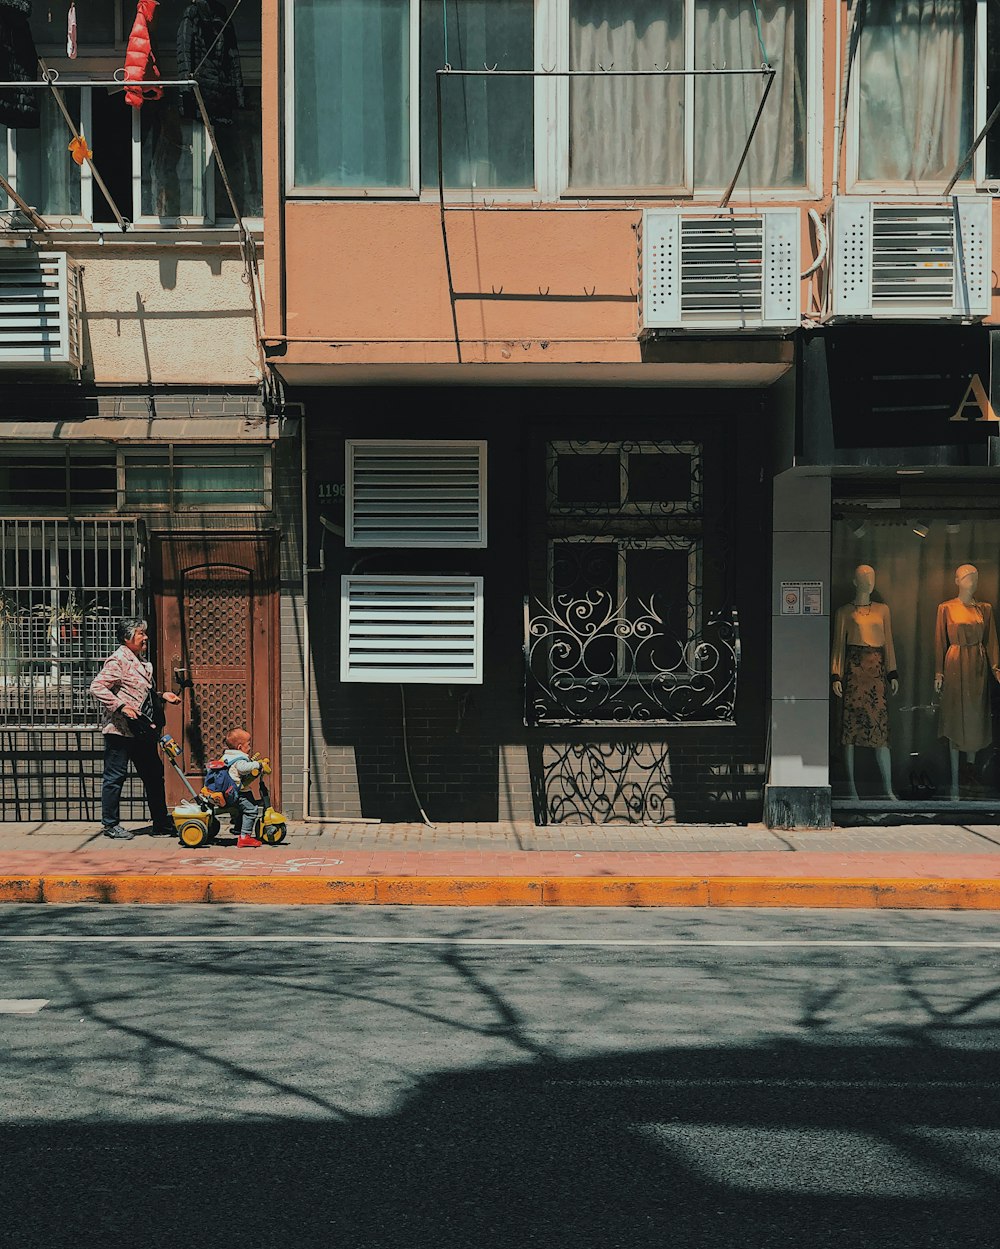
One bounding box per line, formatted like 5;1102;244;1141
153;537;279;806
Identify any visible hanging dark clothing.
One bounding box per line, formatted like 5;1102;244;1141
177;0;245;127
0;0;40;130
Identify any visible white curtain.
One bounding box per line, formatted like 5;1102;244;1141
569;1;685;189
694;0;804;189
858;0;975;184
569;0;804;191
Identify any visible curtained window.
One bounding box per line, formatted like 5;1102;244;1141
569;0;806;192
292;0;811;195
856;0;976;185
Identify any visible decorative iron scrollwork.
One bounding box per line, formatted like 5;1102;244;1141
532;740;676;824
524;592;740;726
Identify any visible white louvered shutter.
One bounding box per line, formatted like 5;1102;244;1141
341;575;484;684
0;251;80;369
346;440;487;548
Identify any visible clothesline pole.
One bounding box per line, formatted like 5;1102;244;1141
0;169;49;231
38;62;130;231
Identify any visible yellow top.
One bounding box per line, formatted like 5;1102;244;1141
831;601;896;679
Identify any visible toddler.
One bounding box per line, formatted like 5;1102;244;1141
204;727;266;848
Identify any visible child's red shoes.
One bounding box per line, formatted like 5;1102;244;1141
237;833;263;847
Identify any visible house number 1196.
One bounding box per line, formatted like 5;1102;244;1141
318;482;344;501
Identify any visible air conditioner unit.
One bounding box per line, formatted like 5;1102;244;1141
0;250;81;371
829;197;990;320
341;575;484;685
640;208;800;332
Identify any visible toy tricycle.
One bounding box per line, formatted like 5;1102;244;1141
158;734;288;848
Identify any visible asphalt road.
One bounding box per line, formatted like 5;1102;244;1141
2;905;1000;1248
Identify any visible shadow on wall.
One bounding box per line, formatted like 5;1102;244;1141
345;682;501;822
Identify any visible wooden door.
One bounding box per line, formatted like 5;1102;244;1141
153;536;279;806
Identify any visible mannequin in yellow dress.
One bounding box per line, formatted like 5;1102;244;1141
831;565;899;800
934;563;1000;800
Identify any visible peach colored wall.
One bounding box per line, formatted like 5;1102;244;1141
69;245;263;386
263;0;1000;368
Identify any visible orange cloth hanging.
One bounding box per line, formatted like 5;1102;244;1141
68;134;91;165
122;0;163;108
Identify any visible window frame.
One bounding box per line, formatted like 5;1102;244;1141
546;439;704;517
846;0;988;193
546;532;702;682
0;8;263;230
0;444;272;514
284;0;820;202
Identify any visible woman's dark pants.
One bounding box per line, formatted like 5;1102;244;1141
101;733;171;829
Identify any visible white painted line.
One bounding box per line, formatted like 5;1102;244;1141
0;999;48;1013
0;936;998;949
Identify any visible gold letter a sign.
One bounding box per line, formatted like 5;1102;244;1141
950;373;998;422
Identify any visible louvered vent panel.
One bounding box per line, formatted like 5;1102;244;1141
830;197;990;319
346;440;487;548
680;218;763;320
640;209;799;330
0;251;80;368
871;206;955;306
341;575;484;684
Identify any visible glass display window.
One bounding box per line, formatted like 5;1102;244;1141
831;509;1000;810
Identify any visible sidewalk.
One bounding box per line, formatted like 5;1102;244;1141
2;818;1000;907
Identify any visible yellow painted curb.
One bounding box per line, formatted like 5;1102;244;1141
1;874;999;907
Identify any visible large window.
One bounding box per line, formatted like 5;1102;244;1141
288;0;813;197
0;0;262;225
0;446;271;513
852;0;999;188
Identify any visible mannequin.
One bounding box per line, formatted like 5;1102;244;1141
831;564;899;800
934;563;1000;800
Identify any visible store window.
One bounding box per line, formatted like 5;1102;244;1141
289;0;813;197
831;506;1000;808
0;0;262;225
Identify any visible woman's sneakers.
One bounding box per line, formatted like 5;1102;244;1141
237;832;262;847
101;823;134;840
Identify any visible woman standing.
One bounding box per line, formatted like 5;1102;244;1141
89;619;181;839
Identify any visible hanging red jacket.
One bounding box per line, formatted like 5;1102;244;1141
123;0;163;108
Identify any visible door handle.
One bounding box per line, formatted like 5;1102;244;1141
174;667;193;689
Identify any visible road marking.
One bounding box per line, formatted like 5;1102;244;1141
0;999;48;1013
0;936;999;949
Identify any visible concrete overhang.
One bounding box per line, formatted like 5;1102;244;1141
268;338;795;389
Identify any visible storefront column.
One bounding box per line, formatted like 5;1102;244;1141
764;471;832;829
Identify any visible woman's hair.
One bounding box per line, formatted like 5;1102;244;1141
116;618;148;645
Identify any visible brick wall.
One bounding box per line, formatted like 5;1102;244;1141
294;387;771;825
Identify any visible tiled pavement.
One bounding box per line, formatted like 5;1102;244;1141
2;818;1000;856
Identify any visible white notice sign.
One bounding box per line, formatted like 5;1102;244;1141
780;583;801;615
801;581;824;616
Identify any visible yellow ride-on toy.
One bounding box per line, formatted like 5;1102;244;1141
158;734;288;848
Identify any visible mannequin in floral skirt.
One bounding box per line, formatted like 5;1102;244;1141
832;564;899;799
934;564;1000;800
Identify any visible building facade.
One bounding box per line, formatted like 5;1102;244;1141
263;0;1000;830
0;2;299;821
4;1;1000;832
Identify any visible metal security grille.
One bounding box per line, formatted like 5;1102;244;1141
0;518;145;820
0;518;143;728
